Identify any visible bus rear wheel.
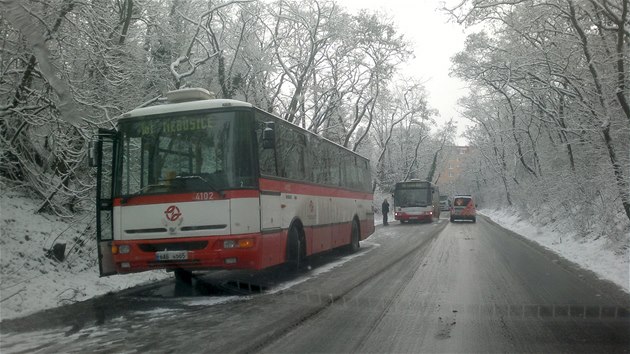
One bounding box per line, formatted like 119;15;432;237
346;219;360;253
286;224;305;271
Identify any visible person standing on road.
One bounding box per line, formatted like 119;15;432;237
382;198;390;226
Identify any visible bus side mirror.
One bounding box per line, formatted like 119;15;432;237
88;140;100;167
262;122;275;149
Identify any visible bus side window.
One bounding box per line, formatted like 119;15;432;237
255;115;277;176
354;158;361;190
277;125;306;181
295;133;307;180
320;142;334;186
309;137;324;184
363;160;371;192
341;154;357;190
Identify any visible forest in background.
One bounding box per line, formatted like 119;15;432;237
0;0;452;218
1;0;628;250
446;0;629;246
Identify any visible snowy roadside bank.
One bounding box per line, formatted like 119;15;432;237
0;183;386;321
479;208;629;293
0;185;170;321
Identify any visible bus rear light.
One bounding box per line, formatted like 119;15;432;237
224;258;237;264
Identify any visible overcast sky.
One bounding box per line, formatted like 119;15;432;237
337;0;471;144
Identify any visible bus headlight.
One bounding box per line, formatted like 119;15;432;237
119;245;131;254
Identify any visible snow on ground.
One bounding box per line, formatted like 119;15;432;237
0;178;385;322
373;211;393;227
480;208;629;293
6;176;624;323
0;182;170;321
268;240;379;294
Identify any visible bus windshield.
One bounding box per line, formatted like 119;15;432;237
394;187;430;207
116;110;256;196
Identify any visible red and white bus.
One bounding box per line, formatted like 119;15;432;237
90;88;374;279
393;180;440;223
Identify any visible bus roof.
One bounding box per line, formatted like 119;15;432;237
119;99;252;120
116;89;369;162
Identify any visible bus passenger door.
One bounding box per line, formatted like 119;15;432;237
90;129;117;276
256;119;283;234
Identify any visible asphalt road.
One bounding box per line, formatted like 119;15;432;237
2;214;629;353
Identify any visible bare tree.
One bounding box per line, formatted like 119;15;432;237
446;0;630;226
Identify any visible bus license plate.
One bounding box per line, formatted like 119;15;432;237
156;251;188;261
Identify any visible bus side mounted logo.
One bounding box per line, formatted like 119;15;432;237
164;205;182;222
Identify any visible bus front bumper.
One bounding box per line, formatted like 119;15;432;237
394;212;434;221
111;233;267;273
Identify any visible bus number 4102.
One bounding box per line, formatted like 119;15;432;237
194;192;214;201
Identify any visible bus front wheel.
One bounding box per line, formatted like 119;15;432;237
174;268;193;296
174;268;192;284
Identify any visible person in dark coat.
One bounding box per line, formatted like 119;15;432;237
382;198;390;226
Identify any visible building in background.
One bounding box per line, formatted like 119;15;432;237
434;146;473;197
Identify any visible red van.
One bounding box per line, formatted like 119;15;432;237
450;195;476;223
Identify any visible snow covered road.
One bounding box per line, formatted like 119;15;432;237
2;215;629;353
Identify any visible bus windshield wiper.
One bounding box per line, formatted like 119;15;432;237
122;176;224;203
121;183;169;203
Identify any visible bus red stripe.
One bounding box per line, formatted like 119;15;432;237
111;178;371;206
112;189;259;206
259;178;372;200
